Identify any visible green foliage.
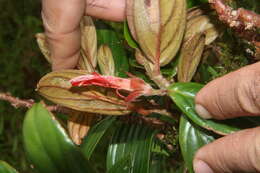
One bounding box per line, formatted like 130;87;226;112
0;161;18;173
107;123;157;173
179;116;215;173
0;0;48;172
23;103;96;173
81;116;116;159
123;22;139;49
1;0;260;173
168;82;240;135
95;22;129;77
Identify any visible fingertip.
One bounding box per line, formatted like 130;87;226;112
195;86;213;119
193;127;260;172
195;104;213;119
193;159;214;173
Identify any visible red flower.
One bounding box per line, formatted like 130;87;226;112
70;72;153;102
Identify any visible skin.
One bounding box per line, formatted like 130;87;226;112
42;0;260;172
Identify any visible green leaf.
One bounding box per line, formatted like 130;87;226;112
148;113;177;125
23;103;95;173
161;56;179;80
107;123;157;173
108;154;132;173
186;0;208;8
168;82;240;135
96;22;129;77
123;21;139;49
0;161;18;173
149;154;170;173
179;115;215;173
80;116;117;159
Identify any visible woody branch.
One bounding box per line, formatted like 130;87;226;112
0;92;65;112
209;0;260;47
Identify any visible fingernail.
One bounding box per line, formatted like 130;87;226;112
193;160;214;173
195;104;212;119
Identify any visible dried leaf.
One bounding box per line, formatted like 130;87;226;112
126;0;187;67
135;49;146;66
187;7;206;20
177;10;221;82
37;70;130;115
68;111;98;145
36;33;51;63
186;5;212;20
97;45;115;76
185;14;220;45
78;16;97;72
178;34;205;82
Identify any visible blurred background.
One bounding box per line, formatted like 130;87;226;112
0;0;49;172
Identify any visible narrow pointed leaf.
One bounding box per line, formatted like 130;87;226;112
96;23;129;77
168;82;240;135
107;123;157;173
178;34;205;82
68;112;97;145
97;45;115;76
124;21;139;49
185;14;220;45
80;116;117;159
36;33;51;63
78;16;97;71
23;103;96;173
179;115;215;173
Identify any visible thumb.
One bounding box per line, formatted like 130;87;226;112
193;127;260;173
42;0;85;70
195;62;260;120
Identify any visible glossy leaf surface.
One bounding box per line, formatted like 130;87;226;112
80;116;117;159
107;123;156;173
168;82;240;135
179;115;215;173
23;103;95;173
107;155;132;173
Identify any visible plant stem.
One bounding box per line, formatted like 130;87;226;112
0;92;66;113
209;0;260;50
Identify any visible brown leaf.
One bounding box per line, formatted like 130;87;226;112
35;33;51;63
78;16;97;72
185;14;220;45
97;45;115;76
37;70;131;115
178;34;206;82
68;111;98;145
126;0;187;67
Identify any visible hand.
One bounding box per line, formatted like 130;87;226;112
41;0;126;70
194;61;260;173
